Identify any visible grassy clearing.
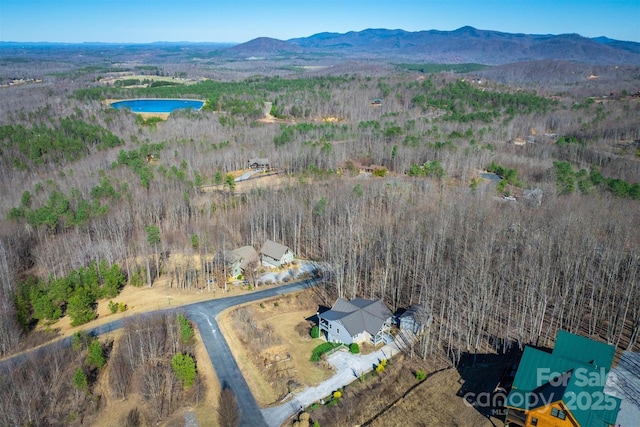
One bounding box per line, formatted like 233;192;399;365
217;290;333;406
368;368;495;427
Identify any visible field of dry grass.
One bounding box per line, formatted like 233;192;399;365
21;275;242;351
218;290;333;406
300;353;501;427
368;368;495;427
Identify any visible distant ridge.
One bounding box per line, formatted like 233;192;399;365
591;36;640;54
225;37;302;56
282;27;640;64
4;26;640;66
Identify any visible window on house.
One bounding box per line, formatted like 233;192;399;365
551;408;566;420
530;417;538;426
337;328;340;334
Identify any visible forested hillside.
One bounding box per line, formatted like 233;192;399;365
0;54;639;424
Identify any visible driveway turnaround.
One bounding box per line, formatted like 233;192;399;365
262;342;399;426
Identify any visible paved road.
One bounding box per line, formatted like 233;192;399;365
184;278;324;426
0;277;324;427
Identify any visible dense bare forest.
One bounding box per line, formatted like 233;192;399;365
0;52;639;424
0;313;204;426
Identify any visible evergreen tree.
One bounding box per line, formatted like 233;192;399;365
30;285;62;321
171;353;196;388
73;367;88;392
177;314;194;342
87;339;105;369
102;263;124;298
67;286;97;326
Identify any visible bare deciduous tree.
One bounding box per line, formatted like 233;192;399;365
218;386;240;427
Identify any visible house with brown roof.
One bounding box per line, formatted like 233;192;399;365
318;298;393;346
226;245;259;278
337;159;387;175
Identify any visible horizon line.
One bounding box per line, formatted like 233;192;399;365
1;26;638;45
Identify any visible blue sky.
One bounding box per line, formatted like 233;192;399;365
2;0;639;43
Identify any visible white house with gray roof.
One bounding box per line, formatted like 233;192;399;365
260;239;294;268
318;298;393;346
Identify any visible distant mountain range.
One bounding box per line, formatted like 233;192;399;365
2;27;639;67
225;26;640;65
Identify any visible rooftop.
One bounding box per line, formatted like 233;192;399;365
323;297;392;337
506;330;620;427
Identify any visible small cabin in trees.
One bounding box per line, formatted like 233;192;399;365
504;330;620;427
226;245;259;278
260;240;294;268
397;304;431;334
247;158;270;170
318;298;393;346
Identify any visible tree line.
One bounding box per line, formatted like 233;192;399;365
0;116;123;170
14;259;125;328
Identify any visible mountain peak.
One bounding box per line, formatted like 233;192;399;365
452;25;480;35
227;37;302;55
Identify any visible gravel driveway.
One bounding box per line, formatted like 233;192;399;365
262;342;399;427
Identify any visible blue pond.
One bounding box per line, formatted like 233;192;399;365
111;99;204;113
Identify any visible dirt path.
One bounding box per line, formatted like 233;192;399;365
257;101;288;124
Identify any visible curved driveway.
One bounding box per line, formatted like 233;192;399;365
0;277;324;427
185;277;324;426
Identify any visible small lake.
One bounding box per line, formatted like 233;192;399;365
110;99;204;113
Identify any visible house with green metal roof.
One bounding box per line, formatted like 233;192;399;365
504;330;621;427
